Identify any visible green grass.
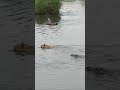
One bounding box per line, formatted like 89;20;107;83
35;0;61;14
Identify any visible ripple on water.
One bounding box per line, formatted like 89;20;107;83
35;45;85;71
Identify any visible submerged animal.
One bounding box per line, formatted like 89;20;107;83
70;54;82;58
14;42;34;55
86;66;105;75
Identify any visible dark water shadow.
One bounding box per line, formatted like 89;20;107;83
35;14;61;24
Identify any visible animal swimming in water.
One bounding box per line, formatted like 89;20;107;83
41;44;51;49
41;44;55;49
46;18;58;25
14;42;34;55
86;66;106;75
70;54;83;58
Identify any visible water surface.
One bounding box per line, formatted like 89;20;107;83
0;0;34;90
35;0;85;90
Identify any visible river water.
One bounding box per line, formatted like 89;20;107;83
1;0;120;90
0;0;34;90
35;0;85;90
86;44;120;90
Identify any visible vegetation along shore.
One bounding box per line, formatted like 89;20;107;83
35;0;61;14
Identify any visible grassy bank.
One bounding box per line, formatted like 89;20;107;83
35;0;61;14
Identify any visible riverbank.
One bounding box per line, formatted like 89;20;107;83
35;0;61;14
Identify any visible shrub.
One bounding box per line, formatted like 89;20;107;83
35;0;61;14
